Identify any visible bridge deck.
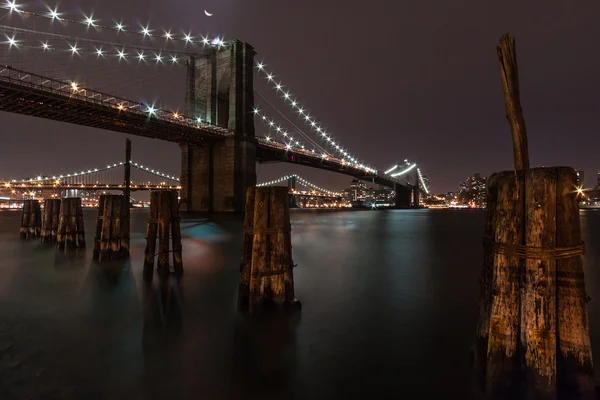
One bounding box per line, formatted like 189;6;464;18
0;66;228;144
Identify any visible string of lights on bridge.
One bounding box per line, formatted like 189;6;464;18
0;1;227;47
384;162;430;194
255;61;381;175
7;160;180;183
256;174;341;196
0;28;193;64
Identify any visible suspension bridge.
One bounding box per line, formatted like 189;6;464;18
0;1;430;212
1;160;343;202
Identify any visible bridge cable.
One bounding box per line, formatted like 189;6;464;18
254;89;330;156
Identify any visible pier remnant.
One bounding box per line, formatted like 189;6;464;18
20;199;41;239
143;190;183;280
41;198;61;242
475;34;594;399
56;197;85;250
92;195;129;261
239;186;299;312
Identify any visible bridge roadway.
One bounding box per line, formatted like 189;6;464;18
0;65;409;192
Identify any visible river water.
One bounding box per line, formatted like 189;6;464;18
0;208;599;399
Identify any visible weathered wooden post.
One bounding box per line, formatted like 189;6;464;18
122;138;131;257
56;197;85;250
92;194;129;261
41;198;61;242
240;186;300;313
239;187;256;307
19;199;41;238
143;190;183;280
475;34;594;399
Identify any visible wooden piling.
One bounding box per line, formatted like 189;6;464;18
92;194;129;261
239;187;256;306
143;190;183;280
19;200;30;238
41;199;61;242
242;186;299;313
169;190;183;278
56;198;85;251
555;168;595;399
143;191;160;279
522;169;557;398
480;168;594;398
157;191;172;278
20;200;41;239
485;170;525;398
475;174;499;372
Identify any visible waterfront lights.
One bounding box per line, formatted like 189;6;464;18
146;105;156;116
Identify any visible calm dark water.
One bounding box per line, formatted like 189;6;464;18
0;208;599;399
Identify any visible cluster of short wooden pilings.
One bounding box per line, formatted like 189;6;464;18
20;198;85;250
239;186;300;313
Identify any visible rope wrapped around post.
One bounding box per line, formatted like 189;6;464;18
483;237;584;260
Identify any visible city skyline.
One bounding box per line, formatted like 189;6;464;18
0;0;599;192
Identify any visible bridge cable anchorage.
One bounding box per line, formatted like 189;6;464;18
0;1;226;48
253;91;330;156
254;61;376;175
0;25;207;61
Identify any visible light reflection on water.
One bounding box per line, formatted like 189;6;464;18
0;208;598;399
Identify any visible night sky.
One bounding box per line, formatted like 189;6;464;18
1;0;599;193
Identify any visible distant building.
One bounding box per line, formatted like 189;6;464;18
343;180;395;205
458;173;487;208
596;170;600;189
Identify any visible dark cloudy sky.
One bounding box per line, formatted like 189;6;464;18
0;0;599;193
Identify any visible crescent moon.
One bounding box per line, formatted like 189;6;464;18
204;10;213;16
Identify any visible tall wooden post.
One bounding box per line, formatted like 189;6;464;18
476;34;594;399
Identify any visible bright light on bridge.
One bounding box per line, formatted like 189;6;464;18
391;163;416;178
385;165;399;175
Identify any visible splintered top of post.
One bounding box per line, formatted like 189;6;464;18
497;33;530;171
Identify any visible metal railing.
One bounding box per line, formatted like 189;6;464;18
0;65;231;137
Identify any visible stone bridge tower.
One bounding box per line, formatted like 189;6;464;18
180;40;256;212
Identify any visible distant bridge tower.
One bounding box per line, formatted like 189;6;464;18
287;175;297;191
413;170;420;208
180;40;257;212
